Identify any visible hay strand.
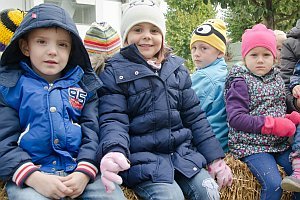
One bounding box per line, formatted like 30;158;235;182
0;181;7;200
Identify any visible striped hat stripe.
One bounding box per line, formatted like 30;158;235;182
86;32;120;41
1;9;18;33
88;49;120;56
86;44;121;52
84;22;121;56
84;37;121;47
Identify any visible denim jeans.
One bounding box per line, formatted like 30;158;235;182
292;125;300;151
241;149;300;200
133;168;219;200
6;172;126;200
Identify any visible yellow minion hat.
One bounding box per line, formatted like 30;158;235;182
0;9;25;51
190;19;227;54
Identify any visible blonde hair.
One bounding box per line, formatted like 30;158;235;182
89;53;108;75
273;30;287;64
273;30;287;41
273;30;286;37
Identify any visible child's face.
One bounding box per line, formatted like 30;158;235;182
275;35;286;64
19;27;72;83
191;41;223;69
244;47;275;76
125;22;162;60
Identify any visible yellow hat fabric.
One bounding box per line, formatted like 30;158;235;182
0;9;25;51
190;19;227;54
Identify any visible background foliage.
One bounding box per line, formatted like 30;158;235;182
208;0;300;42
164;0;300;70
165;0;216;71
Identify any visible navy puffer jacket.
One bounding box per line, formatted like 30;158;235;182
97;44;224;187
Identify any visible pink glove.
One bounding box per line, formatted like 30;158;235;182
286;111;300;125
100;152;130;193
261;116;296;137
208;159;233;188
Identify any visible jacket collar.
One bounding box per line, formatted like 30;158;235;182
19;60;84;87
0;60;102;92
111;44;185;83
120;44;148;66
0;63;22;87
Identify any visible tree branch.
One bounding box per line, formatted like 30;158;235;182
249;0;261;7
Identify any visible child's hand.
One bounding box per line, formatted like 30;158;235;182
261;116;296;137
100;152;130;193
62;171;90;199
25;171;73;199
286;111;300;125
208;159;233;188
293;85;300;98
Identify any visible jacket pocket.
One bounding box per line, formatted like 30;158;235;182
120;152;173;187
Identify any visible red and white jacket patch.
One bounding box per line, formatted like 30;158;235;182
68;87;87;110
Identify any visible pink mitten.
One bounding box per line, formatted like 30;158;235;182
100;152;130;193
286;111;300;125
208;159;233;188
261;116;296;137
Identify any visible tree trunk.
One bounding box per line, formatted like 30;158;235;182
263;0;275;29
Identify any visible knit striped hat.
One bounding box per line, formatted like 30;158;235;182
0;8;25;52
84;22;121;57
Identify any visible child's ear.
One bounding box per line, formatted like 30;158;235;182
19;39;30;56
217;51;225;58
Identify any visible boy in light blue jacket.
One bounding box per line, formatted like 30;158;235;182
191;19;229;152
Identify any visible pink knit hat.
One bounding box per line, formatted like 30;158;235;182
241;24;276;58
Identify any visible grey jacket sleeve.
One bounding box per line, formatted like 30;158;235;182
279;37;300;113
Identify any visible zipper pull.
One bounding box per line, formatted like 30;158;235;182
155;70;159;76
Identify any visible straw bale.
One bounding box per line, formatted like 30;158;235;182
220;154;292;200
0;181;7;200
122;186;139;200
123;154;293;200
0;155;293;200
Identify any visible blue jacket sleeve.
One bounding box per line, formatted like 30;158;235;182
96;66;130;162
192;71;214;113
0;92;33;181
180;69;225;164
225;77;265;133
289;62;300;91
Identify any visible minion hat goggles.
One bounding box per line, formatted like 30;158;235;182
190;19;227;54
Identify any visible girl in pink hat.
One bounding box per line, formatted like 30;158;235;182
225;23;300;199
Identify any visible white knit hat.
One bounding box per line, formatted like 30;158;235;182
121;0;166;45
